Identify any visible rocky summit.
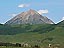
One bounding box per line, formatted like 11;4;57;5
5;9;54;25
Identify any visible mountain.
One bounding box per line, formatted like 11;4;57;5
5;9;54;25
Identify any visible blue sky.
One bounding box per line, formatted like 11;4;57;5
0;0;64;24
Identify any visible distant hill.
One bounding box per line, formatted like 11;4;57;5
5;9;54;25
0;18;64;48
0;22;64;47
0;24;55;35
57;20;64;26
0;23;3;25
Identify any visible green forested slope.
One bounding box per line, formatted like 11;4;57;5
0;22;64;48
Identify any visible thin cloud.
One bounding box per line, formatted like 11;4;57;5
18;4;30;8
37;9;48;15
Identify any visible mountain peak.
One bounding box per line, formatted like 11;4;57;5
29;9;35;11
5;9;54;25
27;9;38;15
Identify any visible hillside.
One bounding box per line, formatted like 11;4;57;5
0;22;64;48
0;24;55;35
57;20;64;26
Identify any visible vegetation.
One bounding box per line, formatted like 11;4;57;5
0;24;55;35
0;21;64;48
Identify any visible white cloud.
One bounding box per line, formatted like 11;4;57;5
61;17;64;21
9;14;17;17
37;9;48;15
18;4;29;8
11;14;17;16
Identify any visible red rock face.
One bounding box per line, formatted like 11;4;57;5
5;9;54;25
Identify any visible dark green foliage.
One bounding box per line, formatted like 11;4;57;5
0;24;55;35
